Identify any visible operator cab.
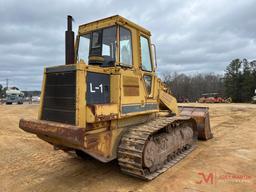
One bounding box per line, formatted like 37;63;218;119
76;15;156;71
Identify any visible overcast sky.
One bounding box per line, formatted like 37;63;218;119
0;0;255;90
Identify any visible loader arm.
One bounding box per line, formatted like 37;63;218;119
159;89;179;115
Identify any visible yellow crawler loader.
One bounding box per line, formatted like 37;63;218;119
19;15;213;180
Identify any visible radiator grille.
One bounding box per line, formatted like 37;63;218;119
41;71;76;125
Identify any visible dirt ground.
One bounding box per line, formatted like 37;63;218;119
0;103;255;192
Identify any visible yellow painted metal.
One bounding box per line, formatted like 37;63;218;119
79;15;151;36
159;90;179;115
86;106;95;123
38;68;46;119
95;104;118;116
86;104;118;123
76;64;86;127
110;75;121;105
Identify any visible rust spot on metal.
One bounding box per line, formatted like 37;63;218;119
86;121;110;130
86;136;99;148
88;104;119;122
19;119;85;146
85;130;113;161
95;113;118;122
178;106;213;140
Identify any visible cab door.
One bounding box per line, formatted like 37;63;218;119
139;35;155;99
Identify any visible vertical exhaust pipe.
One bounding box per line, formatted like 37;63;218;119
65;15;75;64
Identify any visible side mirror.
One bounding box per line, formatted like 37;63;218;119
151;44;157;70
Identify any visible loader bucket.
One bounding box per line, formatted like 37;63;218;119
178;106;213;140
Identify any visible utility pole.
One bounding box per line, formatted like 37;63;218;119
6;78;9;89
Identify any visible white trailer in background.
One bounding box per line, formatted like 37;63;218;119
6;88;24;104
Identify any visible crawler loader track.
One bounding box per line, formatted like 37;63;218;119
117;116;196;180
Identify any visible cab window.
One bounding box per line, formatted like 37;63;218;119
78;34;90;64
120;27;132;67
77;26;117;66
144;75;152;95
101;27;116;60
140;36;152;71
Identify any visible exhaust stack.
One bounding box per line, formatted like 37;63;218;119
65;15;75;64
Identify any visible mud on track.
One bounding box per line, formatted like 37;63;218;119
0;103;255;192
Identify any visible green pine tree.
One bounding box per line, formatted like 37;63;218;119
224;59;242;102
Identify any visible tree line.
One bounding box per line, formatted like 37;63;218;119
163;72;225;102
163;58;256;102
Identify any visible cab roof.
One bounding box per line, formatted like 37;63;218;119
79;15;151;36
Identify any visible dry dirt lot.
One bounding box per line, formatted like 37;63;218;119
0;103;255;192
